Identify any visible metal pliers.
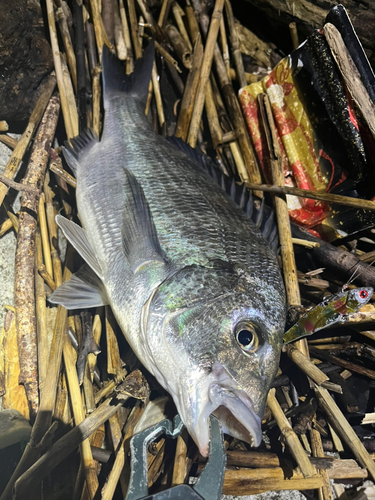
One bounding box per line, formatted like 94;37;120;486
125;414;226;500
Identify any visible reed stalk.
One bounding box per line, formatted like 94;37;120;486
172;2;192;50
127;0;143;59
35;229;48;393
56;4;78;92
225;0;246;88
38;193;53;279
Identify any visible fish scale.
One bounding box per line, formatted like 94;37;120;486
50;43;286;457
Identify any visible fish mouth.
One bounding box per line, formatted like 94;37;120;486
187;364;262;457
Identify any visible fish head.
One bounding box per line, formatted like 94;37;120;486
145;261;286;456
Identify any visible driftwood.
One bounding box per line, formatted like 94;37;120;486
14;95;60;419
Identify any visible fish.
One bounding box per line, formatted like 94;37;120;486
49;42;287;456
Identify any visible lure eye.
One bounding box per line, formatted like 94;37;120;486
359;290;368;299
235;322;259;354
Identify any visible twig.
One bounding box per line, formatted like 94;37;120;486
187;0;225;147
86;21;102;137
158;0;170;27
14;95;60;419
154;40;182;73
172;2;192;50
152;62;165;128
220;16;230;78
0;73;56;208
293;238;320;248
38;193;53;279
0;173;38;194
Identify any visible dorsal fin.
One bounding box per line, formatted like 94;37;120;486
167;136;279;251
62;129;99;175
102;41;155;108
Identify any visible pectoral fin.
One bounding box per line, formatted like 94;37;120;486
56;214;103;278
49;264;108;309
122;169;168;274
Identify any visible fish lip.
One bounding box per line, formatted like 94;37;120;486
208;382;262;448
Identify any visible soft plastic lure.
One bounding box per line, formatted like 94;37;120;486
283;287;373;344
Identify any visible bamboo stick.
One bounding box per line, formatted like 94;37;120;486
105;306;123;377
45;0;75;138
44;172;63;286
205;80;223;148
229;141;250;184
220;16;230;78
38;264;57;291
0;134;18;149
12;372;148;500
14;95;60;420
152;63;165;128
35;229;48;393
245;182;375;210
114;0;127;60
1;247;73;500
63;335;99;499
172;428;189;486
289;22;299;50
89;0;111;59
127;0;143;59
310;428;332;500
38;193;53;279
258;93;309;357
61;57;79;137
314;385;375;480
0;73;56;208
165;22;192;69
119;0;134;73
50;156;77;188
222;468;324;495
187;0;225;147
267;389;315;478
172;2;192;50
154;40;183;73
225;0;246;88
191;0;262;188
56;4;78;92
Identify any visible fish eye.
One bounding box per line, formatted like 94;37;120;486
235;322;259;354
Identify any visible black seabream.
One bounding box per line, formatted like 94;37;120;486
50;43;286;456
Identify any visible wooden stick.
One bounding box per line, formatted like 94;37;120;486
56;4;78;92
245;182;375;210
267;389;315;478
225;0;246;88
187;0;225;147
127;0;143;59
289;22;299;50
38;193;53;279
35;230;48;392
0;73;56;208
61;57;79;137
314;385;375;480
324;23;375;142
14;95;60;420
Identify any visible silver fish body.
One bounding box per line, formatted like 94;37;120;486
51;44;286;456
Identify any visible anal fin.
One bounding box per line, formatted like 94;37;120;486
49;264;108;310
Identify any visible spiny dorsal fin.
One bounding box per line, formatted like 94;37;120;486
102;41;155;108
62;129;99;175
56;214;103;278
49;264;108;310
122;168;168;273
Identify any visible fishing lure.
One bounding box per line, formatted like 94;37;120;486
283;287;373;344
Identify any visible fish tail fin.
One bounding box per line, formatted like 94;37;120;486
101;41;155;108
